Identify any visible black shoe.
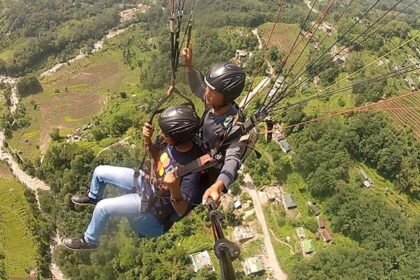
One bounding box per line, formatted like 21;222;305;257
71;194;98;206
62;237;98;251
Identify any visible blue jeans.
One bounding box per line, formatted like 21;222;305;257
84;165;164;244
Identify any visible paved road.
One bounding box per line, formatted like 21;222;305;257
243;174;287;280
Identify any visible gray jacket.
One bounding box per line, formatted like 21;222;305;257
188;68;243;188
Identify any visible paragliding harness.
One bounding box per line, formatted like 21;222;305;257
173;104;261;183
132;86;198;232
131;0;200;232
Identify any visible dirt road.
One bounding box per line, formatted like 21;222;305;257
243;174;287;280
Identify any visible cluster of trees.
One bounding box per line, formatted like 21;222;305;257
290;111;419;199
246;141;292;187
120;0;275;91
345;112;419;197
285;113;419;278
0;256;6;279
0;0;142;76
291;119;351;198
0;103;30;138
89;98;146;141
17;75;43;96
23;188;54;278
292;184;420;279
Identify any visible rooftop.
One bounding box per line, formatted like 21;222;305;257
233;225;254;242
302;239;315;254
190;251;214;272
282;193;297;209
242;256;265;276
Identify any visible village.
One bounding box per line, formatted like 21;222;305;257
186;117;381;278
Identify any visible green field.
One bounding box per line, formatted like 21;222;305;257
9;46;140;161
0;163;37;278
259;22;310;75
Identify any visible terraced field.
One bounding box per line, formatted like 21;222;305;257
259;22;310;75
0;165;37;278
9;48;139;160
369;91;420;138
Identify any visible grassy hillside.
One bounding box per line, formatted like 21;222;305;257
259;22;310;75
9;45;140;160
0;162;37;278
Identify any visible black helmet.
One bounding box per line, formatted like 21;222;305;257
205;62;246;104
158;105;201;144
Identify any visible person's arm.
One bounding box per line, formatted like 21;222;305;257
182;46;206;100
142;122;160;161
187;67;206;100
163;171;188;216
201;127;243;204
217;143;242;188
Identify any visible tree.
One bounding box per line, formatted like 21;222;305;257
50;128;61;141
319;65;340;86
0;59;6;75
17;75;43;96
268;46;282;64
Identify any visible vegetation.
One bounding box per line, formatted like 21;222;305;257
0;168;42;278
0;0;142;76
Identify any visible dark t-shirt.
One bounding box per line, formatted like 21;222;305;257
152;144;205;222
188;68;243;188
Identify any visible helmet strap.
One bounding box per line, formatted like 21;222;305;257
212;102;231;113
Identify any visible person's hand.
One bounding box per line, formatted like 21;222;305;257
202;180;225;205
162;171;180;190
182;45;193;69
166;85;175;96
142;122;153;145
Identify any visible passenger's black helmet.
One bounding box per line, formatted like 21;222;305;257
158;105;201;144
204;62;246;104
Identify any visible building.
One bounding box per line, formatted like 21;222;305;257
233;225;254;243
307;201;320;216
322;22;333;33
190;251;214;272
234;200;242;209
242;256;265;276
272;124;285;143
302;239;315;254
282;193;297;209
357;169;373;188
235;49;249;59
234;49;253;66
296;227;306;239
314;76;320;86
320;229;332;243
405;77;417;91
317;219;326;229
277;139;292;153
268;76;285;97
265;186;282;202
331;45;349;64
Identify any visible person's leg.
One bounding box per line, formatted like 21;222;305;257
88;165;145;200
84;193;144;244
127;213;165;238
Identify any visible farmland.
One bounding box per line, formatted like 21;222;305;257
259;22;310;75
368;91;420;138
9;48;140;160
0;163;37;278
